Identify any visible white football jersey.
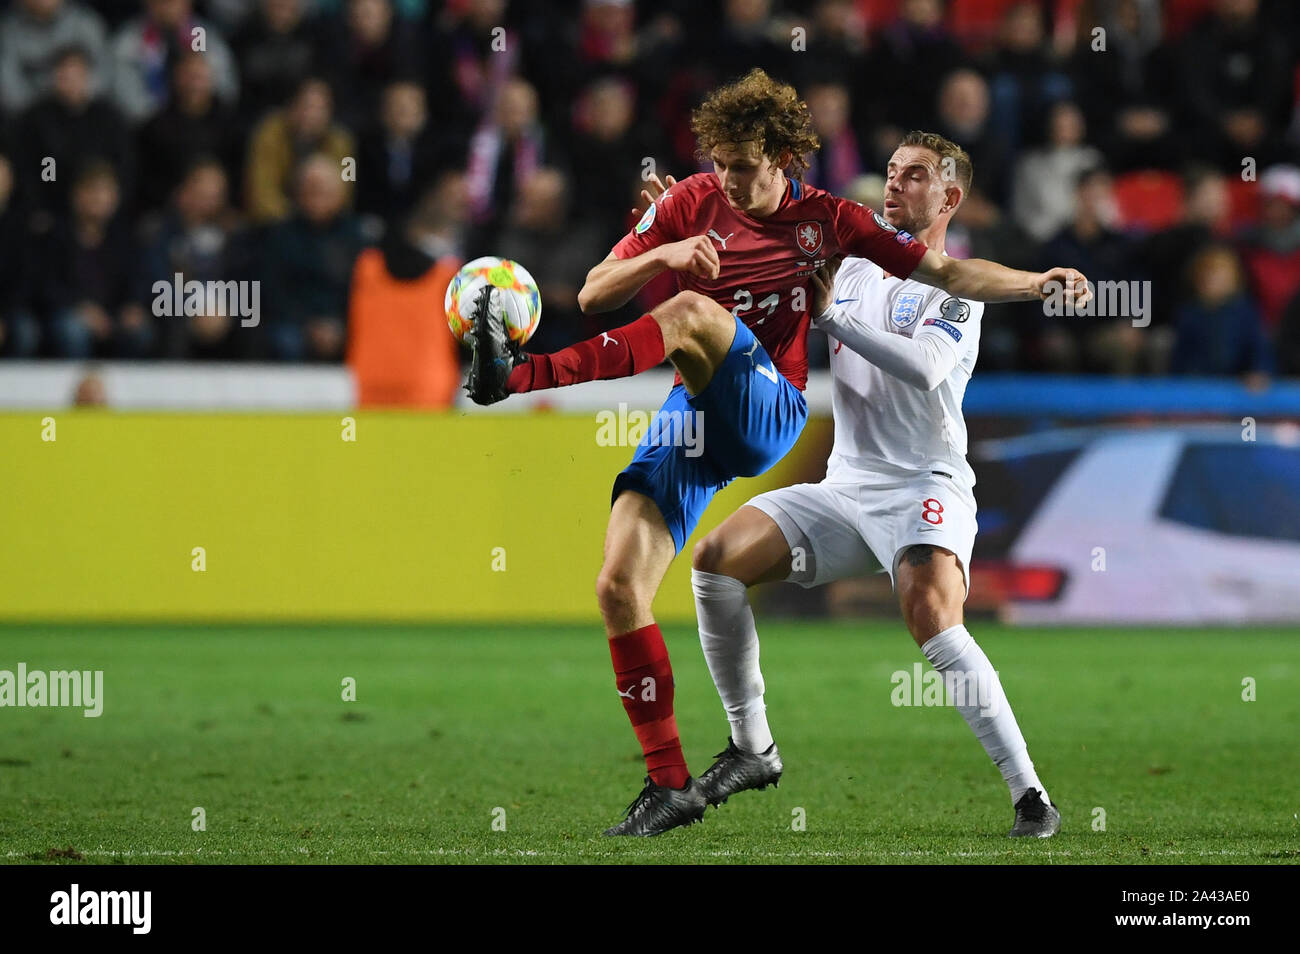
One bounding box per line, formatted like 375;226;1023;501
823;257;983;485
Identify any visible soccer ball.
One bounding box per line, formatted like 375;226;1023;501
444;256;542;346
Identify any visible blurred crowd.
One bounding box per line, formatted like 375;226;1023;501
1;0;1299;390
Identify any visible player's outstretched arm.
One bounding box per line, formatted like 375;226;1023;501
809;257;959;391
911;249;1092;307
577;239;720;314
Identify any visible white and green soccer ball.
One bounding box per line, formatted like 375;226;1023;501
444;256;542;346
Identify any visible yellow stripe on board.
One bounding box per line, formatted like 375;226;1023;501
0;412;830;622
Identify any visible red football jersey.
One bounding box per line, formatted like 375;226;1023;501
612;172;928;389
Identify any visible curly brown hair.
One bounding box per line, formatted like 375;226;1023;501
691;69;821;180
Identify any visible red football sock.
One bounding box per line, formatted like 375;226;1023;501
608;623;689;789
508;314;665;393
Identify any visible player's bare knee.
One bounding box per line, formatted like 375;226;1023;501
673;289;723;321
595;567;649;623
653;290;701;332
900;578;962;644
684;292;734;344
595;571;630;613
691;532;726;575
900;582;939;626
655;290;730;352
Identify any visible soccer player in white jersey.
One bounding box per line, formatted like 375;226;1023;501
688;131;1061;837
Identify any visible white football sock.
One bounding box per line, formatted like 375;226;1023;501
921;624;1050;807
691;569;774;754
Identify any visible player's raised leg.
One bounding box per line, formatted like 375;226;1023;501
690;505;792;806
598;490;707;835
896;544;1060;838
466;289;736;404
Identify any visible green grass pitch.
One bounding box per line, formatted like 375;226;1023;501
0;622;1296;865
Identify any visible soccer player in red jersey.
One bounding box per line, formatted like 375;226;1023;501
465;69;1090;835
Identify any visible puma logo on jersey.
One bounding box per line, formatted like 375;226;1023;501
707;229;735;250
600;332;618;347
616;684;636;700
743;338;779;383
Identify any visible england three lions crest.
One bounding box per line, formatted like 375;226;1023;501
796;221;823;256
891;292;925;327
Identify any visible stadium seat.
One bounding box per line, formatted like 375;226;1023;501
1163;0;1216;37
1113;170;1185;232
856;0;901;31
1048;0;1086;50
1225;178;1262;230
947;0;1022;48
1050;0;1085;28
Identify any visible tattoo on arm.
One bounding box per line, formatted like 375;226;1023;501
904;545;935;567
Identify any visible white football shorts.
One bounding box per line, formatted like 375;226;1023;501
746;469;978;598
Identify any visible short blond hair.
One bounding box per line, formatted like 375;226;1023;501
897;130;974;195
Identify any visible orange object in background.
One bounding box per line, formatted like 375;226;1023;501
347;248;462;408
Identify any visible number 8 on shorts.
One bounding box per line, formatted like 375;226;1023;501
921;498;944;525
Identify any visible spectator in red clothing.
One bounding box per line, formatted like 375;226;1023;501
1239;165;1300;329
